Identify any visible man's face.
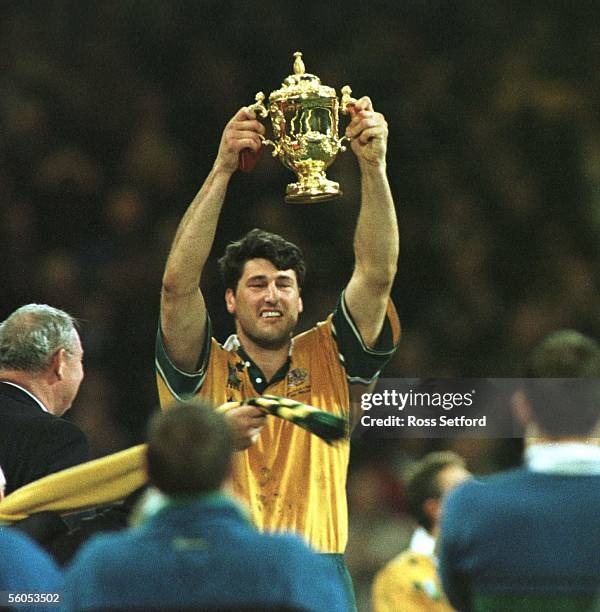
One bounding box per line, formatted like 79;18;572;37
55;331;85;415
225;258;303;350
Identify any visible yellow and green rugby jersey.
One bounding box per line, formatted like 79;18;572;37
156;291;400;553
372;551;454;612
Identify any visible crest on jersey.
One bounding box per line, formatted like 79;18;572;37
287;367;309;388
227;362;242;390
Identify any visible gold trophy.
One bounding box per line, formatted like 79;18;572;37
248;51;356;203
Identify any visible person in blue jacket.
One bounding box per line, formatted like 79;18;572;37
0;526;63;612
439;330;600;612
63;399;350;611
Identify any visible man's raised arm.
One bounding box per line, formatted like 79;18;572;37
160;108;264;371
343;97;399;348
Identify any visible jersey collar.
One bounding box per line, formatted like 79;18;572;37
223;334;292;394
525;442;600;475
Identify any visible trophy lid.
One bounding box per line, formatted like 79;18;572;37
269;52;337;102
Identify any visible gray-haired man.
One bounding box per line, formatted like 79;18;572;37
0;304;89;495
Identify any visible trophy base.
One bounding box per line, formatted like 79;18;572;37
284;180;342;204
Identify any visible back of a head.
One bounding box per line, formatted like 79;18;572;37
0;304;77;373
405;451;467;532
524;330;600;437
146;401;234;497
218;228;306;291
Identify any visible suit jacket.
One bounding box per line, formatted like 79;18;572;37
438;466;600;611
0;382;89;495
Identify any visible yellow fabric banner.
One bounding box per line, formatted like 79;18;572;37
0;444;147;523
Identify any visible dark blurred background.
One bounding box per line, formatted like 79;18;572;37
1;1;599;608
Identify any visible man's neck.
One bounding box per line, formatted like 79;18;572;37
235;332;290;382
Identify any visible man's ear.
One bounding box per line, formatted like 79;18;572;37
49;348;67;382
512;390;532;428
225;288;236;315
298;295;303;314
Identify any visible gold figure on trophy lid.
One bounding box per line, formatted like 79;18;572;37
293;51;305;75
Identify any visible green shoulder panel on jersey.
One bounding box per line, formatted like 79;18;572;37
155;314;212;401
331;290;400;385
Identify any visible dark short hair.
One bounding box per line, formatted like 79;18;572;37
218;228;306;291
146;400;234;497
405;451;466;532
523;330;600;436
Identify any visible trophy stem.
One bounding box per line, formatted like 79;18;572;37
284;161;342;204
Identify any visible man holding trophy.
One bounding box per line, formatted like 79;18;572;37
155;53;400;607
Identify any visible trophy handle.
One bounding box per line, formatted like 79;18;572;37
336;85;358;152
340;85;357;116
247;91;269;119
239;92;278;172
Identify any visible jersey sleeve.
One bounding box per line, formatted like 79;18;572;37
155;314;212;401
331;290;400;384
